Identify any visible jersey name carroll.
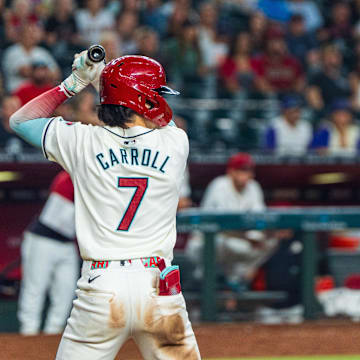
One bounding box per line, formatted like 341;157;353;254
96;148;170;173
42;117;189;262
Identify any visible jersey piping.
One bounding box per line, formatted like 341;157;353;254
103;127;155;139
42;117;56;159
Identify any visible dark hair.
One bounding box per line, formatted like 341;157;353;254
97;104;136;128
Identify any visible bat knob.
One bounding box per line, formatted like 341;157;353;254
87;45;106;63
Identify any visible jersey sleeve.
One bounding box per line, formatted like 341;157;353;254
42;116;87;173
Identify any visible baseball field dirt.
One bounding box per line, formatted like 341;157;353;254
1;321;360;360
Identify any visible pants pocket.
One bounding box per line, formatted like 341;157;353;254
65;289;125;342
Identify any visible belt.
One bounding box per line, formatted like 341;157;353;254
90;256;163;270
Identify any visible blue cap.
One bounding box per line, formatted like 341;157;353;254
330;99;352;113
281;95;302;109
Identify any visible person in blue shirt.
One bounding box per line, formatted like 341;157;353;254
258;0;291;23
264;95;312;156
311;99;360;156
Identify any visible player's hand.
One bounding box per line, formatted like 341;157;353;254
61;50;105;96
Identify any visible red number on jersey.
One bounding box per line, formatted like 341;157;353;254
117;177;148;231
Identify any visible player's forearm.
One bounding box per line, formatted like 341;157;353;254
10;48;102;129
9;85;69;128
9;85;69;147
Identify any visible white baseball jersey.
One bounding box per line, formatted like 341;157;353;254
42;117;189;261
201;175;265;211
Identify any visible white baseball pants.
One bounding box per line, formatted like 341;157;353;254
56;259;201;359
18;232;80;335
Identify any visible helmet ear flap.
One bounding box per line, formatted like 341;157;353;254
142;93;173;127
137;94;144;105
138;94;156;110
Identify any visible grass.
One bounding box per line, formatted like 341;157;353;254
207;356;360;360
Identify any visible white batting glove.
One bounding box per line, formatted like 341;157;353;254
61;50;105;97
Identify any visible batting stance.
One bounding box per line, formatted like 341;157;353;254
18;171;79;335
10;50;201;359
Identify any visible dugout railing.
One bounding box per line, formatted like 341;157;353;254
176;207;360;321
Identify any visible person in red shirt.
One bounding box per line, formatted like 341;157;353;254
219;32;255;96
5;0;39;43
251;27;305;95
13;61;54;106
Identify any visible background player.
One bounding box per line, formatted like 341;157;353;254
18;171;79;335
186;153;282;290
9;51;200;359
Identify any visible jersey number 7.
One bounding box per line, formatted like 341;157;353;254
117;177;148;231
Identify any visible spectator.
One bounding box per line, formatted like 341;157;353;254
75;0;115;46
44;0;79;47
4;0;39;43
135;27;161;61
162;0;198;27
219;32;255;96
163;21;205;96
120;0;141;13
286;14;320;70
140;0;169;38
219;0;257;15
13;61;54;106
116;11;139;55
350;44;360;111
311;99;360;156
166;3;191;39
2;24;59;92
318;2;353;66
251;28;305;95
264;95;312;156
287;0;323;33
198;2;228;75
319;2;353;45
186;153;282;290
258;0;291;23
100;30;121;62
307;44;351;115
44;0;82;77
248;11;268;55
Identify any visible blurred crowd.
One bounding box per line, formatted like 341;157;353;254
2;0;360;153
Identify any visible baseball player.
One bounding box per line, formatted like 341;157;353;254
18;171;79;335
9;51;200;359
186;153;279;288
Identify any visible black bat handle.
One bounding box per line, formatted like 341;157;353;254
87;45;106;64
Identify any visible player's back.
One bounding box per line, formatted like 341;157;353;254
44;119;188;261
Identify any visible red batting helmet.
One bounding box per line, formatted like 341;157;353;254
100;55;179;127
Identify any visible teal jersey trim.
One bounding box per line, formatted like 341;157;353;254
11;117;52;148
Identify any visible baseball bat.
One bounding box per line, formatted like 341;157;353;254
87;45;106;64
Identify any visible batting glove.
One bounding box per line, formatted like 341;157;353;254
61;50;105;97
